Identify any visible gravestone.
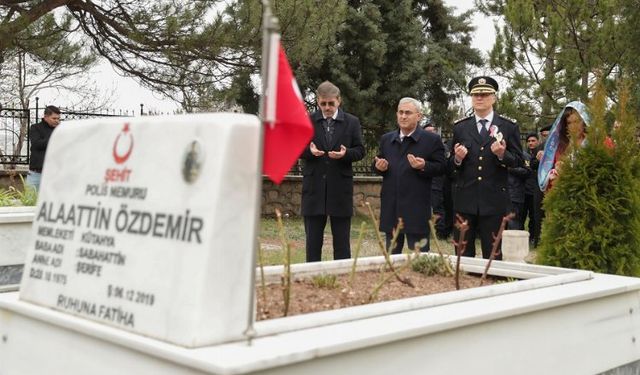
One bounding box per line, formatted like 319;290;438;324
18;113;260;347
502;230;529;263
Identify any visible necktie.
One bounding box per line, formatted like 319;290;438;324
324;118;334;145
479;119;489;139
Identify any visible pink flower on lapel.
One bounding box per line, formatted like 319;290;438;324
489;124;504;142
489;124;498;137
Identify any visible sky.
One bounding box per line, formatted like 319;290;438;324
36;1;497;116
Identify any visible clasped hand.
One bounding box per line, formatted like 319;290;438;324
407;154;425;170
374;154;425;172
490;140;506;159
310;142;347;159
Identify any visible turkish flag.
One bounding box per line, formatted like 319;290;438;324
262;43;313;184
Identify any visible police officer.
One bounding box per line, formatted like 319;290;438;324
449;76;523;259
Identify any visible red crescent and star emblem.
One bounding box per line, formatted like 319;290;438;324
112;123;134;164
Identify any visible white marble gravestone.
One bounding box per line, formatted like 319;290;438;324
18;113;260;347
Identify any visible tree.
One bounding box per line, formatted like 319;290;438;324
0;1;263;109
194;0;348;113
476;0;626;132
416;0;482;132
314;0;427;143
0;11;99;165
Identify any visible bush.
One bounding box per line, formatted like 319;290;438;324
537;82;640;276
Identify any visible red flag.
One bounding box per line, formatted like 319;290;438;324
262;43;313;184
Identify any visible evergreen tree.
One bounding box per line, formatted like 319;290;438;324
310;0;425;142
416;0;482;132
477;0;627;133
537;81;640;276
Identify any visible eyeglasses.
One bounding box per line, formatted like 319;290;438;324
397;110;416;116
319;101;337;107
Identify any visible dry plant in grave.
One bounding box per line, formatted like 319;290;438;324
428;215;455;276
274;208;293;316
365;202;415;288
256;204;506;319
480;213;514;286
348;221;368;289
452;214;470;290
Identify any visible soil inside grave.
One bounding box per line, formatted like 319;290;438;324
256;269;497;321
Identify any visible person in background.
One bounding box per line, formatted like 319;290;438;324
538;101;590;192
507;152;530;230
300;81;365;262
523;133;541;245
449;76;523;259
422;119;449;238
374;98;446;254
539;124;551;144
27;105;61;191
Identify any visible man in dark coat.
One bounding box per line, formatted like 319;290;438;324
449;76;523;259
374;97;446;254
300;81;365;262
507;152;530;230
523;133;540;245
27;105;61;191
423;121;447;238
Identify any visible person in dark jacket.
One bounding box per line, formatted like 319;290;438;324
423;121;444;233
27;105;61;191
507;153;530;230
300;81;365;262
448;76;523;259
374;98;446;254
522;133;540;244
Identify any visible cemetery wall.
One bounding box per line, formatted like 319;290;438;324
261;176;382;217
0;170;27;190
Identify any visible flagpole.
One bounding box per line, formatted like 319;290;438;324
244;0;279;346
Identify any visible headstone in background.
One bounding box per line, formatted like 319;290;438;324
0;206;35;268
19;113;260;347
502;230;530;263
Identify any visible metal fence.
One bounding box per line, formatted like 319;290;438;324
0;104;134;165
0;108;31;165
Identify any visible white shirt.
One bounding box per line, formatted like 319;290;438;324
475;112;494;133
399;129;415;142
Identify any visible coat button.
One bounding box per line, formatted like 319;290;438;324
477;176;482;181
478;166;483;171
322;174;326;179
480;147;484;151
479;156;483;161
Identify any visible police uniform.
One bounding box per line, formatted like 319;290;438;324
448;76;523;259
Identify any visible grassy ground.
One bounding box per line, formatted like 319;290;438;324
259;215;538;266
259;215;458;266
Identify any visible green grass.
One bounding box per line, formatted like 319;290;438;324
0;176;37;207
259;215;382;265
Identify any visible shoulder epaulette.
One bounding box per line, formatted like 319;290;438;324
498;114;517;124
454;115;473;125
